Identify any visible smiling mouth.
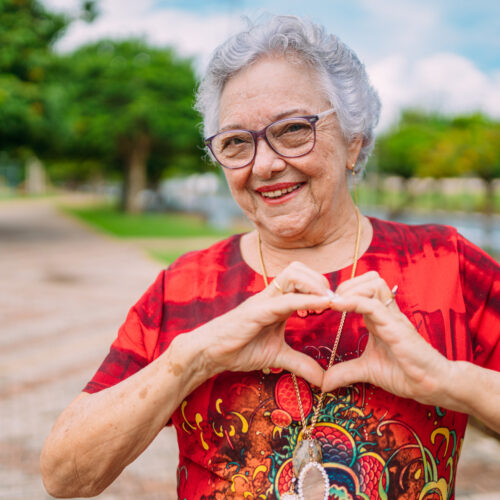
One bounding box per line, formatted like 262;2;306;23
259;183;304;199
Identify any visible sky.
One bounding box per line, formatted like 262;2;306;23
41;0;500;130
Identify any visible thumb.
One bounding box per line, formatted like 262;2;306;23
321;357;367;392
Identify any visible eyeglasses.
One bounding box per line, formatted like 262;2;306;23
205;108;335;169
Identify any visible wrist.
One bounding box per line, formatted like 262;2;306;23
440;360;474;414
167;325;220;394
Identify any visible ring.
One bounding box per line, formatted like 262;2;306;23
383;285;398;306
272;279;284;294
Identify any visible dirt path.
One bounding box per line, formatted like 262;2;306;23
0;198;499;499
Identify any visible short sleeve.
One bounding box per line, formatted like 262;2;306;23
83;270;166;393
458;235;500;370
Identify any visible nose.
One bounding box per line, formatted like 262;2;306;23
251;136;286;179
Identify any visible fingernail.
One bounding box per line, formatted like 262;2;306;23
329;294;344;303
326;289;336;298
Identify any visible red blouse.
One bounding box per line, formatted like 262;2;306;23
84;218;500;499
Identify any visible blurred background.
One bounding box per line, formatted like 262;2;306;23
1;0;499;499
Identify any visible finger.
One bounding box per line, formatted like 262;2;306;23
329;294;400;332
321;357;368;392
335;270;381;294
276;345;325;388
274;261;333;297
336;271;394;304
253;292;334;325
329;293;386;317
329;294;414;345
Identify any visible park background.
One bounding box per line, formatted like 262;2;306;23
1;0;500;499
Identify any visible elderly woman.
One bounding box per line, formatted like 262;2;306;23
41;15;500;500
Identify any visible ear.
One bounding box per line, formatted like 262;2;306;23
347;135;363;170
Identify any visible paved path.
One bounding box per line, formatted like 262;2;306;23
0;198;499;499
0;198;176;500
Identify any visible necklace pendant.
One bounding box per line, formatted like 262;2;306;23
290;439;329;500
292;438;322;476
297;461;329;500
281;493;300;500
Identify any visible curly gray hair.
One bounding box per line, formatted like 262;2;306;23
195;15;381;174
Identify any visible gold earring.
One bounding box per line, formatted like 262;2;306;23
351;164;358;205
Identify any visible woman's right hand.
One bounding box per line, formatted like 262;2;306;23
194;261;334;387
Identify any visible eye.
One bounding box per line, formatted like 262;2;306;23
272;120;311;138
221;134;251;150
228;136;246;145
283;122;308;133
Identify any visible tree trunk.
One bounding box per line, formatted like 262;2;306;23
123;134;151;213
484;178;495;216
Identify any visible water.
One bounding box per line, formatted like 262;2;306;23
156;178;500;258
367;208;500;257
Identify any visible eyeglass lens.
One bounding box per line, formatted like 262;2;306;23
211;117;315;168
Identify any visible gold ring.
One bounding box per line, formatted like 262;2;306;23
383;285;398;306
272;279;284;294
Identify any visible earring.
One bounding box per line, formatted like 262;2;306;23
351;163;358;205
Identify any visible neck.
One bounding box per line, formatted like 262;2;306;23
241;204;372;277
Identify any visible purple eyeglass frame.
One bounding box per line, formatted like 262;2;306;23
205;108;335;169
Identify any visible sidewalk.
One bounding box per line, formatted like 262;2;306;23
0;198;499;499
0;198;176;500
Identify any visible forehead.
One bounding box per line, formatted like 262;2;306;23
218;54;329;129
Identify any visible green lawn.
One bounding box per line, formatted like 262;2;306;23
148;249;191;265
64;205;232;238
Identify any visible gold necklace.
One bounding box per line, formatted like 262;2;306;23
257;207;362;500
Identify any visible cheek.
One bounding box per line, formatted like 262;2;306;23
224;170;250;196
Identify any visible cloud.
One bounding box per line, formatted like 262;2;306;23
45;0;240;73
369;52;500;130
41;0;500;129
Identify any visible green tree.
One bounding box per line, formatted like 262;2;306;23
419;114;500;213
0;0;67;155
56;40;203;212
375;110;500;214
375;110;451;212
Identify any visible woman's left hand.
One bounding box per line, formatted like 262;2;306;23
322;271;452;407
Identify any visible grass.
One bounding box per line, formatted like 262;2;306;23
64;205;232;238
148;249;190;265
62;203;235;265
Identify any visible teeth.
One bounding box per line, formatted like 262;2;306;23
261;184;301;199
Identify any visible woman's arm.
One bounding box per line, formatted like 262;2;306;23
443;361;500;434
41;261;333;498
40;330;214;498
321;271;500;434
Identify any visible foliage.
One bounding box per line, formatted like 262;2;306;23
374;110;500;213
375;110;451;179
418;114;500;181
53;39;205;211
375;110;500;181
0;0;68;154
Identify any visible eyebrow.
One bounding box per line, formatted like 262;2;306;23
219;108;312;132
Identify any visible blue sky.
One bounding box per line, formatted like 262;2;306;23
43;0;500;129
153;0;499;72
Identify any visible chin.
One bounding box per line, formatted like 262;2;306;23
258;216;312;242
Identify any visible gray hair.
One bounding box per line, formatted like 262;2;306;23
195;15;381;174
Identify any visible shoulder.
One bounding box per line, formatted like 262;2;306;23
368;216;499;287
369;216;461;257
160;234;246;297
167;234;243;274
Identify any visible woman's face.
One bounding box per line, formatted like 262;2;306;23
218;55;361;244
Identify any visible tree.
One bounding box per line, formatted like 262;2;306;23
419;114;500;213
375;110;500;214
0;0;68;155
56;40;204;212
375;110;451;212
